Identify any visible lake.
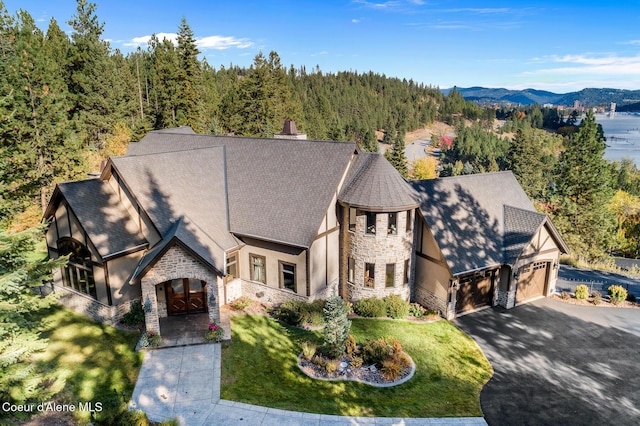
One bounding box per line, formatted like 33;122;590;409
595;113;640;166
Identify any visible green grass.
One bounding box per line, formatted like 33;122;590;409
221;315;493;418
30;305;144;424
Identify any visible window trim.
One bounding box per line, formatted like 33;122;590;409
347;257;355;284
249;253;267;284
365;262;375;288
388;212;398;235
365;211;376;235
226;252;239;283
278;261;297;292
386;263;395;287
406;210;412;233
348;207;357;232
57;237;97;300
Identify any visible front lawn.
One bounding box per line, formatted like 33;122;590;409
26;305;143;424
221;315;492;417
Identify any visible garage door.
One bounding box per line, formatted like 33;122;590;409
456;272;494;313
515;261;548;304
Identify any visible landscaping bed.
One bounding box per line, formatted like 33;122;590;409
221;313;492;417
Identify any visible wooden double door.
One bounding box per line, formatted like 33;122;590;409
166;278;208;315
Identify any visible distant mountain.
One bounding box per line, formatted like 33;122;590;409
443;87;640;107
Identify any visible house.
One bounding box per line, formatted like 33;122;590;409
43;125;568;337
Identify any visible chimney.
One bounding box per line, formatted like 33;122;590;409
274;119;307;140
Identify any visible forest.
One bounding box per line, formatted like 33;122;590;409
1;0;639;264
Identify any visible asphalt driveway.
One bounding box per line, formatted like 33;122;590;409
455;298;640;426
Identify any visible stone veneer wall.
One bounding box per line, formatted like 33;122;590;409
413;285;450;318
55;284;137;326
141;245;221;336
495;288;516;309
343;208;414;301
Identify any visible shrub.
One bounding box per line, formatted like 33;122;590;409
561;291;570;300
345;334;357;355
627;293;637;303
608;285;628;305
141;330;162;348
409;302;426;318
300;341;317;360
381;357;404;381
312;355;327;369
574;284;589;300
323;296;351;357
122;300;145;326
591;292;602;305
272;300;325;326
425;309;440;318
350;356;363;369
230;296;252;311
325;359;340;374
395;351;413;369
352;297;387;318
362;338;390;366
384;294;410;319
389;337;403;354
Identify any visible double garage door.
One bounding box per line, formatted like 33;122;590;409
515;261;548;304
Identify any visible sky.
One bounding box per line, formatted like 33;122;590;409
4;0;640;94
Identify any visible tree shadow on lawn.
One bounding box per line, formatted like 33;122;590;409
221;315;492;418
33;306;143;423
456;302;640;426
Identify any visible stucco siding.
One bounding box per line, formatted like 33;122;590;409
107;251;145;305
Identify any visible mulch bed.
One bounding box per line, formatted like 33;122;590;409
551;294;640;309
297;354;415;387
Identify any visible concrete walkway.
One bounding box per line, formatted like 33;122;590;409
130;343;488;426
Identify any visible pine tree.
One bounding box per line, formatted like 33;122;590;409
322;295;351;358
385;128;409;178
555;109;616;259
175;17;202;129
0;226;66;405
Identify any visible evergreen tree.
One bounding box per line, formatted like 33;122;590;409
385;129;409;178
507;128;559;200
554;109;615;259
0;226;66;405
175;17;202;129
322;295;351;358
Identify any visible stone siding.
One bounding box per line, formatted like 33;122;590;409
413;285;448;316
140;244;220;337
495;288;516;309
342;208;414;302
55;284;137;326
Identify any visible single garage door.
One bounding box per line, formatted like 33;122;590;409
515;261;548;304
456;272;494;313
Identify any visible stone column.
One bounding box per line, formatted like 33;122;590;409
141;278;160;335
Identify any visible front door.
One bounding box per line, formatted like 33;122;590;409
166;278;208;315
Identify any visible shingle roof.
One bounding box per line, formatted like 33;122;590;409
129;215;224;282
411;171;541;275
126;131;357;248
338;153;419;211
503;205;548;265
110;146;239;273
55;179;147;259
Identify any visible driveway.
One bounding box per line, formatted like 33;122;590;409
455;298;640;426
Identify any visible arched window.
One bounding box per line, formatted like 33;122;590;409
57;238;97;299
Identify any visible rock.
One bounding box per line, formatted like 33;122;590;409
340;362;348;368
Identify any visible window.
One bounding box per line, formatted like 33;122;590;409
349;207;357;231
226;253;238;283
404;259;410;284
347;257;355;284
250;254;266;284
388;212;397;235
279;261;296;292
386;263;395;287
365;263;375;287
406;210;412;232
57;238;97;299
365;212;376;234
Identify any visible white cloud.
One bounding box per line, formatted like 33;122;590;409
352;0;401;9
528;54;640;76
443;8;511;14
352;18;361;23
125;33;253;50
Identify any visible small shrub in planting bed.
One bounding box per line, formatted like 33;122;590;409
409;302;427;318
345;334;357;355
591;292;602;305
608;285;628;305
574;284;589;300
352;297;387;318
362;337;391;366
300;341;317;360
230;296;252;310
561;291;570;300
383;295;410;319
122;300;145;325
349;355;363;369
